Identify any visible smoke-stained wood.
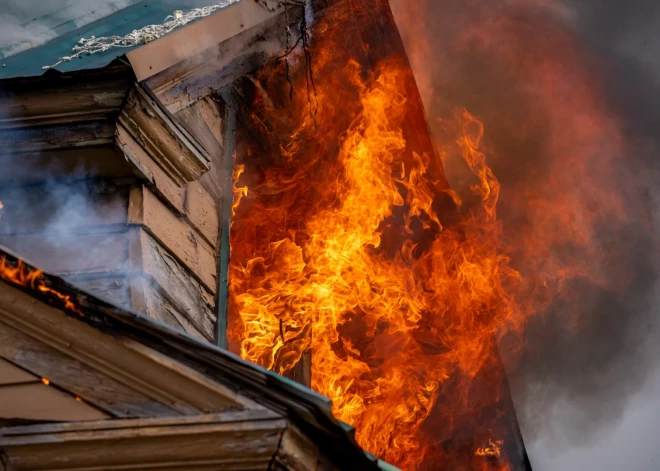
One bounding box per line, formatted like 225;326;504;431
0;413;286;471
136;231;215;339
118;84;211;186
0;359;36;386
0;382;108;422
0;66;133;129
142;1;290;112
0;319;183;418
128;185;217;292
0;281;250;416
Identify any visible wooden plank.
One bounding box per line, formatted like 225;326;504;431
0;409;282;436
0;146;133;185
131;0;281;83
175;102;223;243
1;416;286;470
0;281;245;414
118;85;210;186
115;123;186;214
0;320;184;418
139;231;215;340
0;229;132;276
0;359;37;386
185;181;219;246
175;103;225;161
143;280;211;342
0;66;132;129
195;97;228;206
196;97;226;150
0;122;115;154
0;382;108;421
128;186;217;293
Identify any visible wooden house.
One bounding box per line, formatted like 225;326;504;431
0;0;531;469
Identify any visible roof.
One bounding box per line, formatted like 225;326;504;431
0;0;239;80
0;244;397;470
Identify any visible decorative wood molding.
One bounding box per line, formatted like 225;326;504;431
0;411;286;471
0;66;132;130
118;84;211;186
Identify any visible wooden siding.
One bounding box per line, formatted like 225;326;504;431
0;281;257;418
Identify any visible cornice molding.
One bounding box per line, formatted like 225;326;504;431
0;411;287;470
118;84;211;186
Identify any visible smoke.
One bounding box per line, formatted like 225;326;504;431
390;0;660;466
0;158;130;307
0;0;141;59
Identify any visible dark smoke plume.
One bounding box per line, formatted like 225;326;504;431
390;0;660;464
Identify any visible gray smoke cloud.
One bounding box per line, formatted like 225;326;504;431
390;0;660;469
0;155;131;308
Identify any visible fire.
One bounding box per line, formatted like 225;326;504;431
228;0;642;468
227;1;523;467
476;439;504;458
0;256;81;314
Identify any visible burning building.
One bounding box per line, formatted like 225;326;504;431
0;0;538;469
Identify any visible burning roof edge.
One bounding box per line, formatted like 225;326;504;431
0;244;397;471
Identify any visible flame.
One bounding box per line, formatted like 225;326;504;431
476;439;504;458
227;0;642;468
227;1;523;464
0;256;81;315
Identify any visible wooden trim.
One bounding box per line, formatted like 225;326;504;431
115;124;186;213
0;122;115;154
0;281;248;416
0;413;287;471
118;84;211;186
216;88;237;349
0;319;181;418
0;66;132;130
128;0;281;82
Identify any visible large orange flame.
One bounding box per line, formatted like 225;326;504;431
228;0;649;467
227;1;526;464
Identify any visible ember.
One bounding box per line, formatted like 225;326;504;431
476;439;504;459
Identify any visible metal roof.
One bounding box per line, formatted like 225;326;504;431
0;0;234;80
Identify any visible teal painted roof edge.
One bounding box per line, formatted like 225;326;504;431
0;0;236;80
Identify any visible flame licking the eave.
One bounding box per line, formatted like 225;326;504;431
0;256;82;314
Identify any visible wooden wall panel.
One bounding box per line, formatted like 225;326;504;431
0;382;108;421
128;185;217;293
0;358;36;386
0;320;183;418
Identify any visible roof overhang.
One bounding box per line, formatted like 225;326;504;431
126;0;281;82
0;246;393;470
